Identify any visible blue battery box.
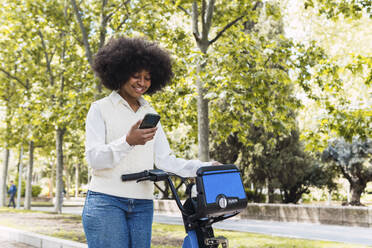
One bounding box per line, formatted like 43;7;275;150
195;164;248;218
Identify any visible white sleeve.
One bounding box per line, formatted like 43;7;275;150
85;103;134;170
154;123;212;178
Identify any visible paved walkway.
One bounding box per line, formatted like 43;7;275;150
0;236;35;248
0;225;87;248
31;206;372;247
154;215;372;246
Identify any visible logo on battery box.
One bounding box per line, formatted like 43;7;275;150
228;198;238;204
216;195;239;208
216;195;228;208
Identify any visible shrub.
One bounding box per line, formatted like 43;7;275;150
246;189;266;203
331;191;347;201
301;193;311;203
32;185;42;197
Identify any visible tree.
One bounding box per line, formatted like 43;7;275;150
212;125;333;203
206;2;348;203
322;138;372;205
173;0;263;161
1;0;94;213
297;0;371;149
0;4;35;207
0;79;15;207
272;130;332;203
34;0;90;213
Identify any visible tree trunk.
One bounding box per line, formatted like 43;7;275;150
54;128;65;213
190;0;249;161
0;148;10;207
16;146;24;209
24;141;34;210
48;176;53;198
196;62;210;161
192;0;214;161
75;164;80;197
65;167;70;199
267;178;274;203
1;100;12;207
350;181;365;206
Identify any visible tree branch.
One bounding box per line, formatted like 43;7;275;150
172;0;190;15
209;15;244;45
70;0;93;66
337;162;353;184
192;1;200;41
202;0;215;39
114;2;151;34
178;5;190;15
209;1;262;45
0;68;28;89
114;1;131;32
115;14;129;32
37;30;55;86
201;0;206;32
98;0;109;49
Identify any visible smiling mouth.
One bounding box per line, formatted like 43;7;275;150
134;86;146;93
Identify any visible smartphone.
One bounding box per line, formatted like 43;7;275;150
139;113;160;129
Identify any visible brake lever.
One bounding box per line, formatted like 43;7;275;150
136;176;151;183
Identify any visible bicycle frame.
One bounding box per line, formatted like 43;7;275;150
122;165;247;248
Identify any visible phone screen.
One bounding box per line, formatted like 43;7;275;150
139;113;160;129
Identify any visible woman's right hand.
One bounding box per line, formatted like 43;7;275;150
126;120;158;146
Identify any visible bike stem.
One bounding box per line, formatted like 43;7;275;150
167;177;187;215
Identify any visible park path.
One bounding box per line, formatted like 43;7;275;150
31;205;372;247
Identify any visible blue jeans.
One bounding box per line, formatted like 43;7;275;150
8;194;16;208
82;191;154;248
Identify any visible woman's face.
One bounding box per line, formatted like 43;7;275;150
120;70;151;100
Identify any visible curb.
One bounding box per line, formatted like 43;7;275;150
0;226;87;248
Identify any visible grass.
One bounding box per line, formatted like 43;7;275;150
152;223;371;248
0;208;370;248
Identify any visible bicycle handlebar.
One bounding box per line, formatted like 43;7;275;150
121;169;170;183
121;169;187;215
121;171;150;182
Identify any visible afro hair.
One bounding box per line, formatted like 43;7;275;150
92;36;173;94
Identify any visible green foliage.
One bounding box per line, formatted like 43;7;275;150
247;128;333;203
246;189;266;203
14;177;42;197
31;185;42;197
331;191;348;202
305;0;372;20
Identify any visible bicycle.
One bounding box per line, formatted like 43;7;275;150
122;164;248;248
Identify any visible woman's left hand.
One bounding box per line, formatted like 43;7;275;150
211;161;223;165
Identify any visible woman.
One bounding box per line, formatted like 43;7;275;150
83;36;217;248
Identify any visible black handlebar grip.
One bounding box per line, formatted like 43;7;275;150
121;171;149;182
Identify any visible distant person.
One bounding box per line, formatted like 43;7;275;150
7;180;17;208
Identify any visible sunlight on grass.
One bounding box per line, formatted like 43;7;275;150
0;209;370;248
152;223;370;248
50;230;86;243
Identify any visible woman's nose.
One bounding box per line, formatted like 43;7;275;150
137;77;145;85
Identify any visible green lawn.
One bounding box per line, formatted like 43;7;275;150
0;208;370;248
152;223;371;248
